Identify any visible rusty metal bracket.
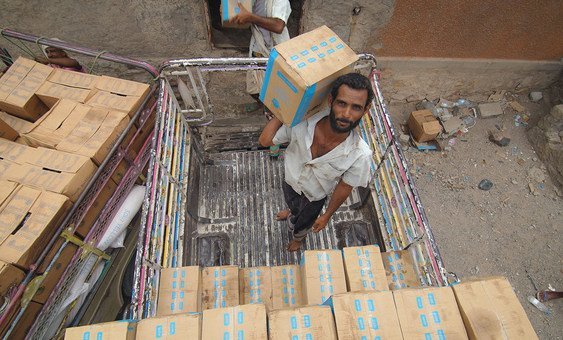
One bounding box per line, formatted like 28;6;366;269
61;229;110;261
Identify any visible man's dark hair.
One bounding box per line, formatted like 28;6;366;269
330;73;374;108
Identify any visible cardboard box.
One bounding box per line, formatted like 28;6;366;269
36;68;99;107
0;137;32;164
0;117;18;141
0;260;26;338
75;178;118;238
220;0;252;28
452;277;538;339
0;180;20;210
86;75;150;117
271;265;304;309
408;110;442;142
137;313;201;340
260;25;359;127
157;266;202;316
326;291;403;339
342;245;388;292
64;320;137;340
201;265;239;310
300;249;347;304
268;305;338;340
202;304;267;340
0;57;52;121
5;147;97;202
382;250;420;290
48;68;99;89
0;111;34;134
33;236;78;304
22;99;91;148
394;286;468;340
239;266;272;310
0;300;43;339
56;107;129;165
0;186;70;268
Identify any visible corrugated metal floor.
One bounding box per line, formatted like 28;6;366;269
195;150;376;267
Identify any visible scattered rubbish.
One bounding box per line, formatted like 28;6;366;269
438;98;456;108
489;131;511;147
511;146;519;156
455;98;472;107
537;183;545;190
408;110;442;142
461;114;476;128
442;116;464;135
448;138;458;147
444;146;451;152
527;296;551;315
479;102;504;118
511;179;518;184
470;266;480;275
532;157;538;162
413;138;440;151
528;183;539;196
548;284;556;292
509;101;526;113
514;113;529;127
399;133;410;144
478;179;493;191
528;167;546;183
529;91;543;102
488;90;506;102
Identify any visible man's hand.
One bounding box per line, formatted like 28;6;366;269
230;2;253;25
35;56;48;64
312;214;330;233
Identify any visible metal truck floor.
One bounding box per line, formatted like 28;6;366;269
194;150;377;268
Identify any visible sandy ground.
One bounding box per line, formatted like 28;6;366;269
388;93;562;339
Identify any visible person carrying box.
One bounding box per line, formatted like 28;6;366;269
259;73;373;251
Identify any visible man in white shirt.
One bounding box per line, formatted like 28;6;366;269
259;73;374;251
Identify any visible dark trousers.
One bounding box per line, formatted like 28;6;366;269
282;182;326;241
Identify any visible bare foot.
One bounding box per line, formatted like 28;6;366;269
286;239;302;252
276;209;291;221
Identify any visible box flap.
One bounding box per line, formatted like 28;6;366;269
274;25;358;86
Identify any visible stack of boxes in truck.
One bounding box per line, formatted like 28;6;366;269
63;246;538;339
0;56;151;337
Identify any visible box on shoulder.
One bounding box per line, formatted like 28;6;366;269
201;265;239;310
393;286;468;340
0;185;70;268
260;25;358;127
326;291;403;340
382;249;420;290
300;249;347;304
452;276;538;340
137;313;201;340
220;0;253;28
157;266;202;316
64;320;137;340
271;264;304;309
239;266;273;310
202;304;267;340
342;245;388;292
268;305;338;340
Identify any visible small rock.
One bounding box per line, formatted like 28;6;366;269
528;167;546;183
511;179;518;185
442;116;464;134
489;130;511;147
532;157;538;162
478;179;493;191
399;133;410;144
479;102;504;118
444;146;452;152
508;101;526;113
545;130;561;143
529;91;543;102
529;183;539;196
488;90;505;102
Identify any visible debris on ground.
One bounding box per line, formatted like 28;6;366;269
442;116;464;135
489;130;511;147
527;296;551;315
509;101;526;113
479;102;504;118
488;90;506;102
478;179;493;191
528;166;546;183
514;113;530;127
529;91;543;102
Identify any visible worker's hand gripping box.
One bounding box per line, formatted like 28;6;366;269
342;245;388;292
323;291;403;339
239;266;273;310
221;0;253;28
137;313;202;340
382;249;420;290
64;320;137;340
393;286;469;339
300;249;347;304
268;305;338;340
260;25;359;127
452;276;538;339
202;304;267;339
201;265;240;310
271;264;304;309
157;266;202;316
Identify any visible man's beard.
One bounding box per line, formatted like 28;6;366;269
329;107;362;133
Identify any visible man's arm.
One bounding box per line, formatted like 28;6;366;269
36;56;80;68
312;180;353;233
258;116;283;147
230;3;285;34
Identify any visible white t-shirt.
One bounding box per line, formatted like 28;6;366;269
273;109;373;201
250;0;291;56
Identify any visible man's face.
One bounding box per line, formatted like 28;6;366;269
45;47;66;59
328;84;369;133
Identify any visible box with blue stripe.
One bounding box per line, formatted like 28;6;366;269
326;291;403;340
136;313;201;340
202;265;239;310
271;265;304;309
63;320;137;340
382;249;420;290
268;305;337;340
202;304;267;339
239;266;273;310
393;286;468;340
157;266;202;316
342;245;388;292
300;249;347;305
260;25;359;127
221;0;253;29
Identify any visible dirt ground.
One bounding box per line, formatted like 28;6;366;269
388;92;562;339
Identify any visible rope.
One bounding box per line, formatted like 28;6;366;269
88;50;107;74
33;36;47;55
2;34;36;59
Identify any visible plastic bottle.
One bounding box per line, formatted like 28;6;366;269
528;296;551;315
